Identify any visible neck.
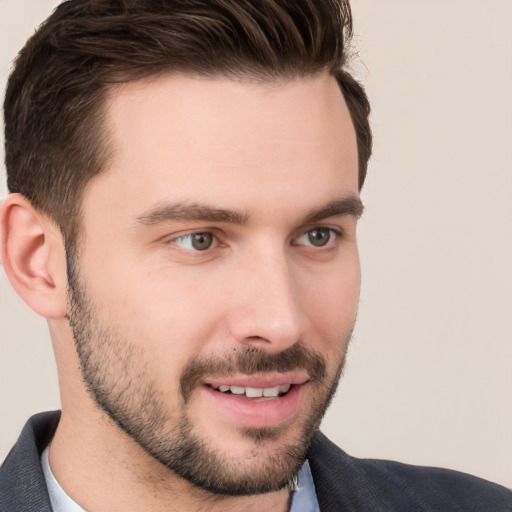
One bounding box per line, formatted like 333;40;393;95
49;407;291;512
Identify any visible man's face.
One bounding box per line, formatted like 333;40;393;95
68;73;361;495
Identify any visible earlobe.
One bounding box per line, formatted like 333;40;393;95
0;193;68;319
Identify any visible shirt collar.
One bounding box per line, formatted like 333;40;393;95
41;446;86;512
289;460;321;512
42;447;319;512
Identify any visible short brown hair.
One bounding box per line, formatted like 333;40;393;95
4;0;371;245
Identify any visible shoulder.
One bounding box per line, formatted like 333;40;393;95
307;431;512;512
0;411;60;512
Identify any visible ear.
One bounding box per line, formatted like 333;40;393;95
0;193;68;319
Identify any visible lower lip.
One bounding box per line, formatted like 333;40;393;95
201;384;305;429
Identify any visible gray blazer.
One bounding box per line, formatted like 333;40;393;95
1;411;511;511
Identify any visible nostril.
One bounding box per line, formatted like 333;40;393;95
246;335;270;342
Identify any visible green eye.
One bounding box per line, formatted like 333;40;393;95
306;228;331;247
173;232;215;251
296;228;335;248
190;233;213;250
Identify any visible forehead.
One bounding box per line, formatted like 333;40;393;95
85;73;358;221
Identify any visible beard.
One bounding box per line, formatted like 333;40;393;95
66;254;348;496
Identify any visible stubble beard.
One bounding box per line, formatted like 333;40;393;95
66;254;349;496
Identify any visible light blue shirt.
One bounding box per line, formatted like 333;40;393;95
41;447;85;512
42;447;320;512
289;460;321;512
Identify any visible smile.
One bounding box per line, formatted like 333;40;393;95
211;383;292;398
200;373;310;428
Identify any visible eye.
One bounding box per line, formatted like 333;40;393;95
295;227;336;248
172;232;215;251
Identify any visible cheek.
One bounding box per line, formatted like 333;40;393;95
74;261;217;390
300;258;360;351
97;266;230;371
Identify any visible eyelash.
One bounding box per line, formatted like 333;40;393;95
167;227;343;253
171;231;219;251
293;227;343;249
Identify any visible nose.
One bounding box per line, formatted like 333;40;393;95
226;245;307;353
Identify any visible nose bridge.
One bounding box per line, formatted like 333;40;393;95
228;240;305;351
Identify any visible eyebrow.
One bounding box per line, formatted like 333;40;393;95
135;196;363;227
136;202;249;225
303;197;364;224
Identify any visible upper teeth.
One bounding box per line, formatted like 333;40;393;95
217;384;291;397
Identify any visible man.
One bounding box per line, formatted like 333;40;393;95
0;1;510;511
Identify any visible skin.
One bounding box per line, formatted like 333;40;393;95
1;72;361;511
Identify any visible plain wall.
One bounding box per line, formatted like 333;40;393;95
1;1;511;488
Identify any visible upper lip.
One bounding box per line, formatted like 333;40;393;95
204;371;310;389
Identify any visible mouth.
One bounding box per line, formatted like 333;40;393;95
207;383;293;400
200;373;310;428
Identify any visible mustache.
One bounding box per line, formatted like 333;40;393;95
180;343;327;403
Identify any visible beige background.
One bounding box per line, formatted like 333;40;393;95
1;1;511;488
